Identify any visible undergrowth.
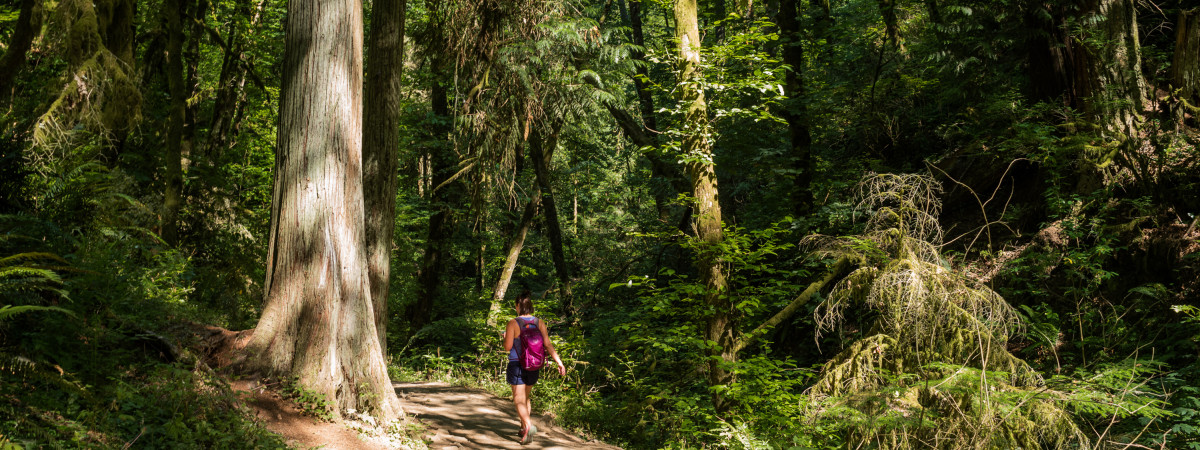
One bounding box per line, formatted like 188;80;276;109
0;163;289;448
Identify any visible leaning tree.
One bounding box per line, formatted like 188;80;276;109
237;0;402;421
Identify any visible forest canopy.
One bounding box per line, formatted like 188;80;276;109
1;0;1199;448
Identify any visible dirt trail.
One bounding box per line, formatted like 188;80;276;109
233;379;397;449
397;382;621;449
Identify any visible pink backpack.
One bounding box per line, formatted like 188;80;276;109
517;317;546;371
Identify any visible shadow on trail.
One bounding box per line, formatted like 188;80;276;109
395;382;620;449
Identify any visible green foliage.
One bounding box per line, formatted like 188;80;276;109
0;0;1196;447
0;167;284;447
795;174;1175;448
280;378;336;422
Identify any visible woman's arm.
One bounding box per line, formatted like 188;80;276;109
539;320;567;376
504;319;518;352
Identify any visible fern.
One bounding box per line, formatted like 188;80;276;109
0;304;74;323
0;303;87;409
0;252;70;303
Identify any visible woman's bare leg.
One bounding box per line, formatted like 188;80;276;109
512;384;531;432
524;385;535;429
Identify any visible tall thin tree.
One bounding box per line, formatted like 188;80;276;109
674;0;733;411
364;0;407;355
778;0;814;215
162;0;186;246
1172;8;1199;110
0;0;41;108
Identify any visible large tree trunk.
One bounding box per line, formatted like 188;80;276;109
1072;0;1147;139
363;0;406;356
1173;8;1200;110
1025;3;1077;105
162;0;186;246
241;0;401;422
0;0;41;108
99;0;137;67
673;0;732;411
527;122;572;300
777;0;813;216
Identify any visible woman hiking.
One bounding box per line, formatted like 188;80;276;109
503;291;566;444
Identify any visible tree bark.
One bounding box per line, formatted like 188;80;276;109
674;0;732;411
1072;0;1146;138
713;0;727;43
162;0;186;246
811;0;832;59
242;0;401;422
528;121;572;300
0;0;41;108
777;0;814;216
1173;8;1200;109
363;0;406;356
97;0;137;67
876;0;903;53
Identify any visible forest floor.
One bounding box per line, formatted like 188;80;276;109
234;380;620;449
396;381;621;449
233;378;405;449
197;326;617;448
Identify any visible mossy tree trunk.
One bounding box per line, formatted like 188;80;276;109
877;0;902;52
0;0;41;108
241;0;402;422
1072;0;1147;138
1173;8;1200;110
363;0;406;355
673;0;733;411
38;0;141;160
162;0;186;246
98;0;136;67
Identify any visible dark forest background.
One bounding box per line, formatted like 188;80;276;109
2;0;1199;447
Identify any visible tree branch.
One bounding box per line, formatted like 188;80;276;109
733;257;851;354
603;103;653;147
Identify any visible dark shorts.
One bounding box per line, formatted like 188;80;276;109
506;360;540;386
